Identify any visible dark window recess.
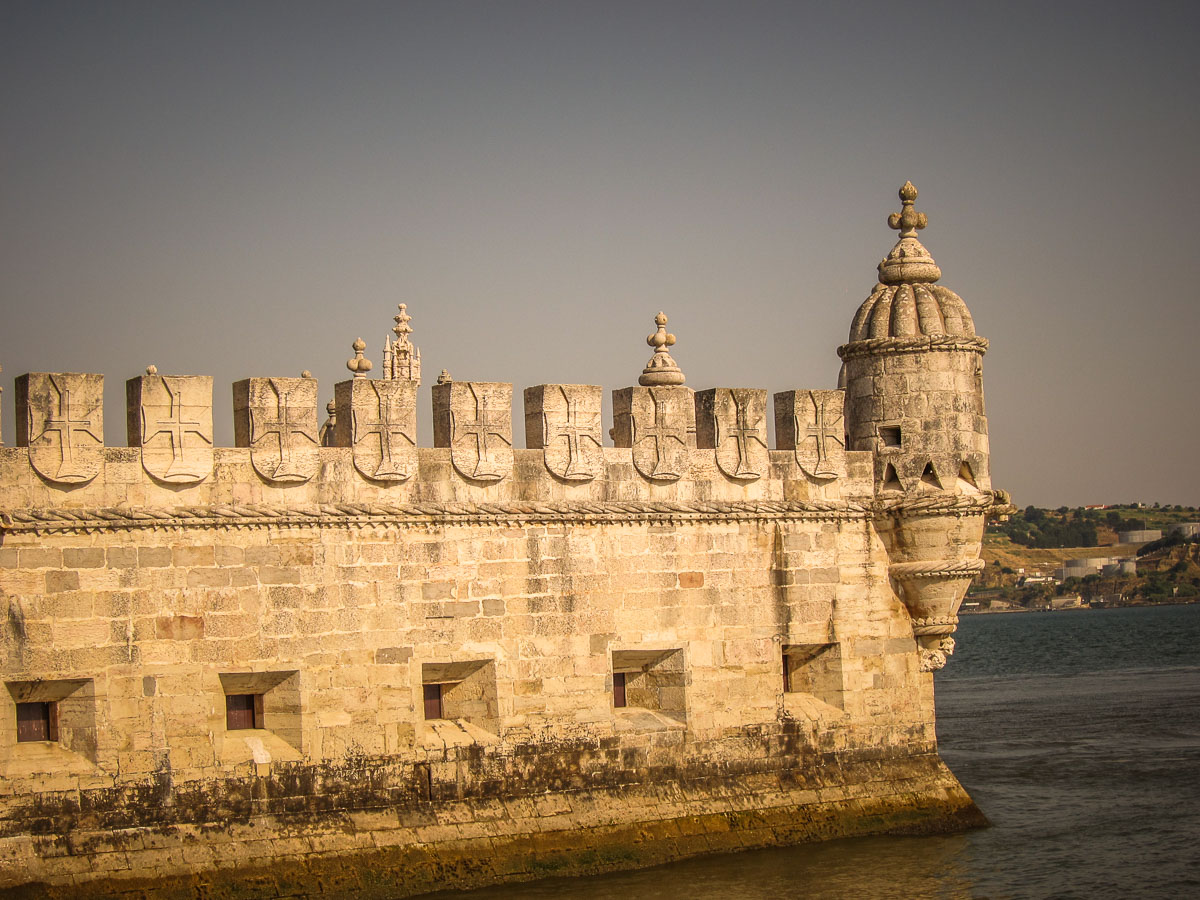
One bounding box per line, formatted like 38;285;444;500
423;683;444;720
16;701;56;743
879;425;902;448
225;694;263;730
613;672;627;708
782;652;791;693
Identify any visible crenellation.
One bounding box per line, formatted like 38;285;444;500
0;185;1004;897
126;372;214;485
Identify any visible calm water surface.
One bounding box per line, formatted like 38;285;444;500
423;605;1200;899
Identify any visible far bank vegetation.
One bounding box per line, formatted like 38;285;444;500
974;503;1200;610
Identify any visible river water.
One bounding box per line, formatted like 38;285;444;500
423;604;1200;899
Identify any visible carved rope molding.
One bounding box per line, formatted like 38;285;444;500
878;491;1005;519
0;499;869;534
887;559;986;580
836;334;990;361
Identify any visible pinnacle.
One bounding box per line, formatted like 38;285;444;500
639;311;686;386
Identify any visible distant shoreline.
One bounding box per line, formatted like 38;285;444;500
961;598;1199;615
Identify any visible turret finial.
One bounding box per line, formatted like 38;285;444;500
878;181;941;285
347;338;373;378
887;181;927;238
638;311;686;386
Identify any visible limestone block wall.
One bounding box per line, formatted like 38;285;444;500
841;344;990;492
0;426;951;888
0;346;1009;898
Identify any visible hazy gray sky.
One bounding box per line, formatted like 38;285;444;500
2;1;1197;507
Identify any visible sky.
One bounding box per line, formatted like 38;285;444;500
1;1;1197;508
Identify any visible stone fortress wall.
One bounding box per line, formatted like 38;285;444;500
0;184;1004;897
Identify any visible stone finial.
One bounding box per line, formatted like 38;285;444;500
888;181;927;237
384;303;422;383
319;398;337;448
436;369;452;385
878;181;942;285
146;365;158;376
301;370;313;379
638;312;686;386
347;338;373;379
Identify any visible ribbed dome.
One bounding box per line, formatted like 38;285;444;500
845;181;976;342
848;282;976;341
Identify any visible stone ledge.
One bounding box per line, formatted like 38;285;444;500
0;754;985;898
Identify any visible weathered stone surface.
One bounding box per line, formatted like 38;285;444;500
233;377;320;483
638;311;686;386
126;372;213;483
0;186;1000;896
334;378;418;482
432;381;513;482
524;384;603;482
775;389;847;481
15;373;104;484
696;388;768;481
612;386;695;482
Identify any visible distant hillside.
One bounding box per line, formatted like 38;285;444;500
975;503;1200;609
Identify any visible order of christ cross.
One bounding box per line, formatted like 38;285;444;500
545;393;601;480
633;393;687;479
250;381;316;479
452;390;511;481
142;378;211;479
32;375;102;474
716;391;766;479
355;383;415;479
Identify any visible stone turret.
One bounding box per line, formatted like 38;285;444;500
839;183;997;670
839;182;990;494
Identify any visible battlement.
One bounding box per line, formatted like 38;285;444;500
3;362;872;514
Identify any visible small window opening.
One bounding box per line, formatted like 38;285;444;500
610;649;686;723
16;701;57;743
783;644;844;710
613;672;627;708
882;463;903;492
958;460;978;489
920;462;942;489
225;693;263;730
879;425;902;448
420;660;499;734
423;683;446;720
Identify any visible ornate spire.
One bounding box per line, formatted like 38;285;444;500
878;181;942;285
385;303;421;383
638;311;686;386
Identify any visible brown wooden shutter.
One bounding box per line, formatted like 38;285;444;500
226;694;257;730
253;693;265;729
613;672;626;708
423;683;443;720
16;702;51;742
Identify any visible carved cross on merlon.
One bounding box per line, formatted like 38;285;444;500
524;384;604;483
432;381;514;483
16;372;105;485
233;377;320;484
127;371;214;484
